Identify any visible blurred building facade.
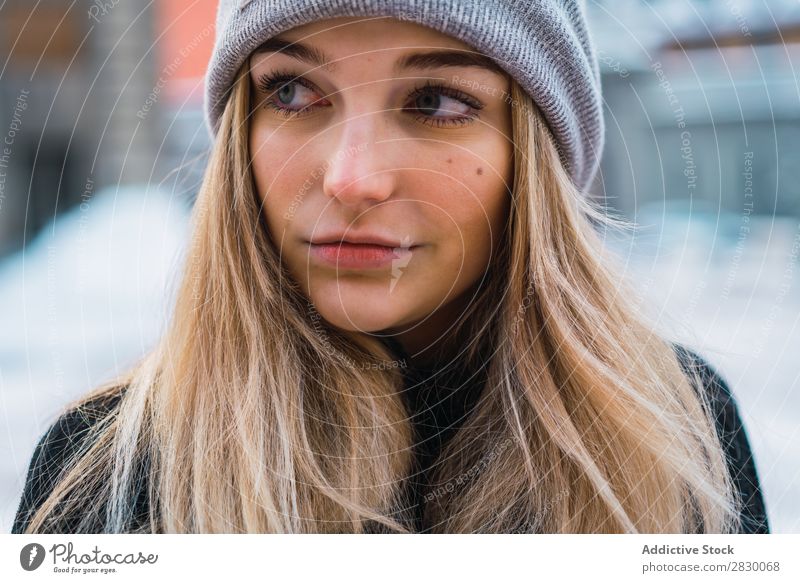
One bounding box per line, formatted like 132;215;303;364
0;0;214;260
588;0;800;220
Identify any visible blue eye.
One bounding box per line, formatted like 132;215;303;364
254;70;483;127
257;73;328;114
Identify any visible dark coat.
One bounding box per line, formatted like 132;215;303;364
11;343;770;533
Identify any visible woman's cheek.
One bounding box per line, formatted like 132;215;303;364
251;147;304;224
449;186;507;270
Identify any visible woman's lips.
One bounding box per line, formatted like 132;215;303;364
308;241;418;269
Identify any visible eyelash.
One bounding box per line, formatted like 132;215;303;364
254;69;483;128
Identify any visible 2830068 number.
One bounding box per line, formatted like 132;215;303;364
730;561;780;572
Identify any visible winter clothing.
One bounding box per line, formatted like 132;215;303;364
204;0;605;191
11;342;769;533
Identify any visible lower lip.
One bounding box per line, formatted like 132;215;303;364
308;242;418;269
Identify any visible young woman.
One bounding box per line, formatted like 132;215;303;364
13;3;768;534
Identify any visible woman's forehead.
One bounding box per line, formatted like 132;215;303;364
249;19;507;79
278;15;477;49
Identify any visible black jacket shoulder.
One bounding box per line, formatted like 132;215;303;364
11;392;123;534
672;344;770;533
12;350;770;534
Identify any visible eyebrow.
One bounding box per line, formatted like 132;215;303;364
251;36;507;76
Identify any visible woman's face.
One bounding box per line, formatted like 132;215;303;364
248;17;513;351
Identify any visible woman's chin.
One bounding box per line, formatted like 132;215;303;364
309;295;413;334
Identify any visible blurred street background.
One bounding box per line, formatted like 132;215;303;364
0;0;798;532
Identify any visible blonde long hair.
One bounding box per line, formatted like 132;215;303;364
22;66;741;533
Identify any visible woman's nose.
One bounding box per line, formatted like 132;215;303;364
322;114;397;208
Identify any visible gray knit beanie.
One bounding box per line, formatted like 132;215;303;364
204;0;604;191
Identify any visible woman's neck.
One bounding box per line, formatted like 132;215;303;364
381;285;478;369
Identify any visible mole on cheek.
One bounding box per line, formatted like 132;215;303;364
447;158;452;164
476;167;483;175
